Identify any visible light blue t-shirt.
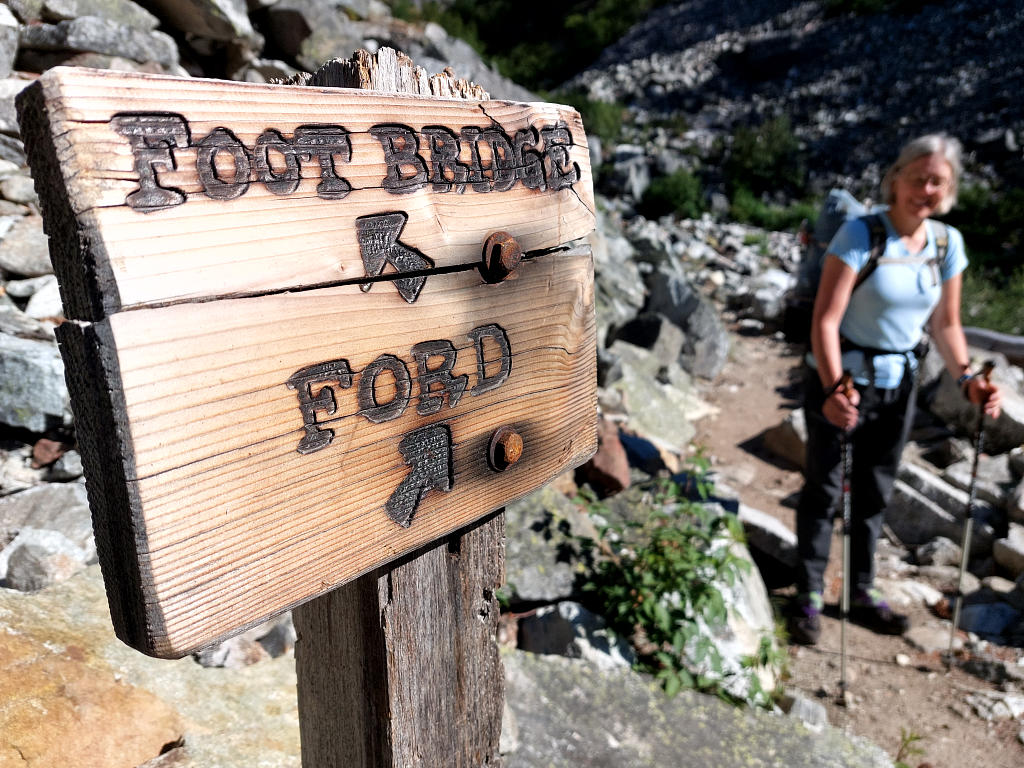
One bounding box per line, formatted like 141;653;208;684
809;211;968;388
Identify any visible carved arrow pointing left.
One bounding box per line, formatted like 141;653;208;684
356;212;433;303
385;424;454;528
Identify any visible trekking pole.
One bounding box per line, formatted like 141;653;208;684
837;371;855;701
947;360;996;662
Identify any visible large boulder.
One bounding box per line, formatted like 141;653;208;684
0;334;69;432
142;0;261;47
18;16;180;69
920;346;1024;455
0;5;18;79
644;265;729;380
604;339;716;454
503;484;598;606
0;214;51;278
0;565;301;766
502;650;894;768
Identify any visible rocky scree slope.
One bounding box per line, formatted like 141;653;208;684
568;0;1024;196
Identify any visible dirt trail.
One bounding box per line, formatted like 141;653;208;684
693;327;1024;768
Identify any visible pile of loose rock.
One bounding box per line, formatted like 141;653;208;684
568;0;1024;197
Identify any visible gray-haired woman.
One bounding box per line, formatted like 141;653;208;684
788;134;1002;645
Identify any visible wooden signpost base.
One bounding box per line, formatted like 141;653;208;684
294;510;504;767
292;52;505;767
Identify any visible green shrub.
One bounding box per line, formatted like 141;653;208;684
729;186;817;232
724;115;806;197
942;184;1024;280
960;265;1024;335
638;169;705;220
574;465;780;707
387;0;673;92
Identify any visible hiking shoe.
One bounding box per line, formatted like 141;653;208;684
787;591;824;646
849;588;909;635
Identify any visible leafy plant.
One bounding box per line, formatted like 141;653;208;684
893;728;925;768
724;115;807;198
638;169;705;220
960;265;1024;335
729;186;817;232
387;0;674;92
574;461;780;706
942;183;1024;280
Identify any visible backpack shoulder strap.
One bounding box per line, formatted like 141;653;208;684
851;213;887;293
929;219;949;263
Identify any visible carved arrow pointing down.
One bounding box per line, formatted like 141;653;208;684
385;423;454;528
356;212;433;303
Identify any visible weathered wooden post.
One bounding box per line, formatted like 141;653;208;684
17;48;597;765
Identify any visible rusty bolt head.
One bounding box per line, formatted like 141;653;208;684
488;426;523;471
480;231;522;283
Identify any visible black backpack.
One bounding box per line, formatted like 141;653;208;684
782;190;948;344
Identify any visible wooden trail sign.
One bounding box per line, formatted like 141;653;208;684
18;58;598;660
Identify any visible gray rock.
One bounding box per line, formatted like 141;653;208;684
19;17;180;68
1010;481;1024;525
504;484;596;605
590;207;645;345
905;623;963;653
41;0;160;29
607;312;685;365
263;0;389;73
901;460;999;524
193;633;272;669
915;536;962;567
605;339;716;453
1010;448;1024;481
131;0;260;46
0;527;88;590
738;501;798;570
915;564;980;596
942;457;1012;510
994;524;1024;579
0;481;92;555
0;8;18;82
413;22;536;102
0;445;46;493
0;333;69;431
46;449;83;482
884;479;993;555
0;134;24;165
780;689;829;731
921;348;1024;456
517;601;635;672
645;266;729;380
762;407;806;470
4;274;52;299
0;565;301;764
0;214;50;277
24;275;63;319
606;144;650;201
503;651;894;768
0;174;38;206
966;690;1024;721
0;300;54;340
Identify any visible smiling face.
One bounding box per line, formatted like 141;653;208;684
891;153;954;222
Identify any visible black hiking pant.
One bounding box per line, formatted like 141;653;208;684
795;365;917;597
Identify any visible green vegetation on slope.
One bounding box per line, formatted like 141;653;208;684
389;0;672;91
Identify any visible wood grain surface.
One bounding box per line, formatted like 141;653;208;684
59;248;595;657
18;65;594;318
